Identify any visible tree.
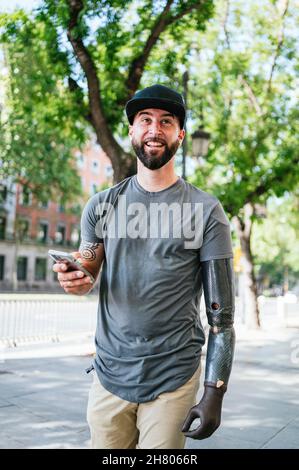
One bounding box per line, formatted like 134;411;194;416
0;0;214;193
188;0;299;327
0;11;85;204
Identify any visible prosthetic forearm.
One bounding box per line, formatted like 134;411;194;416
203;258;235;388
182;258;235;440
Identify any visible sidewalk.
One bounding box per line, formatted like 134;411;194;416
0;326;298;449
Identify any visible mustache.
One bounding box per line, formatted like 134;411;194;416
143;137;166;145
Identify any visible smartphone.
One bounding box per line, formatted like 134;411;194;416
48;249;95;283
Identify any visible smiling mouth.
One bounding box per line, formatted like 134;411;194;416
144;141;165;148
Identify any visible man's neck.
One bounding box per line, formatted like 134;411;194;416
136;161;179;192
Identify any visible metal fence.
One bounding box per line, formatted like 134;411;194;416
0;295;298;348
251;297;299;328
0;296;97;347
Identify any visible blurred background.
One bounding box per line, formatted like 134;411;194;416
0;0;298;449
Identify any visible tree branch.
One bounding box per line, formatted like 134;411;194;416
125;0;205;99
222;0;231;49
67;76;92;123
222;0;263;117
239;76;263;116
267;0;289;94
170;0;205;23
66;0;131;178
125;0;173;98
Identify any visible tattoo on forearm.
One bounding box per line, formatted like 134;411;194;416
79;241;100;261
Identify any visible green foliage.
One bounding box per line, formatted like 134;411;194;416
188;0;299;217
36;0;213;134
252;195;299;288
0;10;85;203
0;0;214;196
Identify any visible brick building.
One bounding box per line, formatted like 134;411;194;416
0;139;113;292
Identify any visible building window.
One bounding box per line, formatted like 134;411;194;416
76;154;85;169
38;200;49;209
0;255;4;280
92;160;100;173
17;257;27;281
37;222;48;243
0;216;6;240
35;258;47;281
0;184;7;203
55;224;66;245
20;187;32;206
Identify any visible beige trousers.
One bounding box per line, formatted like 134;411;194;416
87;365;201;449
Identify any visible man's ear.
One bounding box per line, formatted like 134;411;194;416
178;128;186;144
128;125;133;139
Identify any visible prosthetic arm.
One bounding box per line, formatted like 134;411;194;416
182;258;235;440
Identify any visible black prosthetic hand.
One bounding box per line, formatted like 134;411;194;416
182;258;235;440
181;383;226;439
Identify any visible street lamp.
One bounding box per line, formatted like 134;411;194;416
182;71;189;180
191;127;211;159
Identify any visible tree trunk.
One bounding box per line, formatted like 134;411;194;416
93;130;136;184
233;203;261;329
112;158;136;184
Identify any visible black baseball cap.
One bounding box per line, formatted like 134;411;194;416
125;84;186;129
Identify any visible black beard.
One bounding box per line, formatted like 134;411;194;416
132;138;180;170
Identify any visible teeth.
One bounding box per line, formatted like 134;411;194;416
146;142;164;147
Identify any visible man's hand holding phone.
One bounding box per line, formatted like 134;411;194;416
52;251;94;296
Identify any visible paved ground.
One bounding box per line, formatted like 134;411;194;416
0;325;298;449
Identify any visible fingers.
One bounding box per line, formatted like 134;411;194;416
60;277;91;288
57;270;93;292
184;424;215;440
60;274;93;294
181;407;208;439
183;425;203;439
63;284;91;295
182;414;204;439
182;409;217;439
57;271;85;282
181;407;198;433
53;263;68;273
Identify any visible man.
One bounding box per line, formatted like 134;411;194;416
53;84;235;449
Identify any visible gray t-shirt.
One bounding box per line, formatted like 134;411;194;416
81;175;233;402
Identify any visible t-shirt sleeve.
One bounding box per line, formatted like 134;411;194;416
80;195;104;244
200;201;233;262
